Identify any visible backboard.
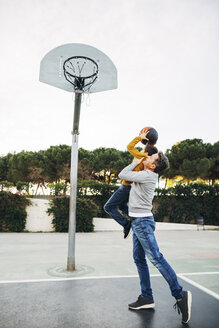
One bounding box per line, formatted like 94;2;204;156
39;43;117;93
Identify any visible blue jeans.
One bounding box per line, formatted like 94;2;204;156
104;184;131;227
132;216;183;301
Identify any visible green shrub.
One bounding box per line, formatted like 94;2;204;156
47;196;99;232
77;180;117;217
48;182;69;196
47;181;118;232
0;191;31;232
16;181;30;194
0;181;14;191
154;183;219;225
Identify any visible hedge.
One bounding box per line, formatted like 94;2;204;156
46;181;118;232
0;181;117;232
1;182;218;233
47;196;99;232
154;183;219;225
48;182;219;228
77;181;118;218
0;191;31;232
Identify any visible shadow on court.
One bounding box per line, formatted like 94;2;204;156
0;276;218;328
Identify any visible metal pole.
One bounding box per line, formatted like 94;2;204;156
67;91;82;271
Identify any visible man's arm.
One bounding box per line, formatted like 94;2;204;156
119;162;150;183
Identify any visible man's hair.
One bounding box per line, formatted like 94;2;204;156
153;151;169;174
144;143;158;156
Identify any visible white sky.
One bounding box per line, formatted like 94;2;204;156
0;0;218;156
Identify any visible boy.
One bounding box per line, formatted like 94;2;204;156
104;131;157;238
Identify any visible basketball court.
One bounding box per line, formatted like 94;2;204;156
0;230;218;327
0;274;219;328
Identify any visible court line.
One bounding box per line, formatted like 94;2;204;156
180;271;219;276
0;274;140;284
0;271;218;285
178;274;219;301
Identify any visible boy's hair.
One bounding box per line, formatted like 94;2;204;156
144;143;158;156
154;151;169;174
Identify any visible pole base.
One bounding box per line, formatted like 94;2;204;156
67;257;76;272
47;264;94;277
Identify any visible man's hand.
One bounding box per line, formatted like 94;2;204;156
132;157;144;164
140;130;149;141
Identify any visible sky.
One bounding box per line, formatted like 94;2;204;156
0;0;218;157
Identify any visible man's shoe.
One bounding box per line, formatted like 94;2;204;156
128;295;155;310
174;291;192;324
123;221;131;239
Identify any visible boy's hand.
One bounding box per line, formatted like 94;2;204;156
140;130;149;141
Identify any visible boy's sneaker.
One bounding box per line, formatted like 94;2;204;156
174;291;192;323
123;221;131;239
128;295;155;310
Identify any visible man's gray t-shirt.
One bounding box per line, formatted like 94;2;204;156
118;162;158;217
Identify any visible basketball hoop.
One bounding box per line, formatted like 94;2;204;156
63;56;98;92
39;43;117;272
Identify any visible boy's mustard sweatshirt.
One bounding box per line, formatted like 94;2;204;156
122;136;148;186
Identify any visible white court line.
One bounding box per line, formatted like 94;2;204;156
0;272;218;284
180;271;219;276
1;272;218;302
0;274;144;285
178;274;219;301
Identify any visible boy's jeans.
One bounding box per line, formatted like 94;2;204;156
104;184;131;227
132;216;183;300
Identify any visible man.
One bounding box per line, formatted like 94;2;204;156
118;152;192;324
104;133;158;239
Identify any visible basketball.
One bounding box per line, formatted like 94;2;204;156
139;127;158;145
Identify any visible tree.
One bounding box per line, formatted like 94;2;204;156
0;155;11;181
7;151;35;184
78;148;95;181
27;166;49;195
163;139;219;184
205;141;219;184
1;139;217;186
88;147;132;183
36;145;71;182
